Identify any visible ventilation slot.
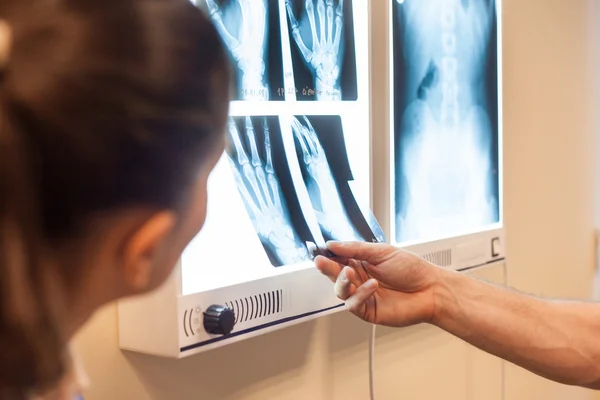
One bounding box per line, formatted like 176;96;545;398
225;289;283;324
421;249;452;267
183;308;196;338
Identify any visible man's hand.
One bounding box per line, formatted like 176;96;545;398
315;241;440;327
319;242;600;389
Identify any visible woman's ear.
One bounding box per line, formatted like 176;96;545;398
121;211;177;292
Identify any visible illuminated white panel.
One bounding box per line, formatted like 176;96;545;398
181;0;378;295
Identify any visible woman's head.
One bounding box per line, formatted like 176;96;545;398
0;0;230;396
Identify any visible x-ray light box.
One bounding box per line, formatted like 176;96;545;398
389;0;505;269
118;0;379;358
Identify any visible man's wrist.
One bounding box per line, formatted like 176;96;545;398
428;265;462;328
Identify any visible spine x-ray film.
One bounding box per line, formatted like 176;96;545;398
391;0;501;245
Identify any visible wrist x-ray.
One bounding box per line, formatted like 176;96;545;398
226;114;382;267
200;0;285;101
392;0;500;244
285;0;358;101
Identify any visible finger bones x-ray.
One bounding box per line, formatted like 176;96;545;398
392;0;500;244
291;115;367;241
227;116;312;266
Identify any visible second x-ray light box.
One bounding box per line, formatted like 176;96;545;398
388;0;505;269
118;0;380;358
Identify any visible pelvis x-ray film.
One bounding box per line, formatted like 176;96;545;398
392;0;501;244
227;115;384;267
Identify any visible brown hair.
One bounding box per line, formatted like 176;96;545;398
0;0;230;397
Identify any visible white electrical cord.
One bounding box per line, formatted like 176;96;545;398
369;323;377;400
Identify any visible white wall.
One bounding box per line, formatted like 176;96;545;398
501;0;597;398
72;0;600;399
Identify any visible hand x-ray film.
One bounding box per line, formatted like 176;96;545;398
198;0;285;101
285;0;358;101
290;115;381;242
183;0;376;294
392;0;501;245
226;115;383;268
198;0;358;102
226;116;312;267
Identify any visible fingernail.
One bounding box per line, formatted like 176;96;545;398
340;269;348;283
364;279;377;289
326;241;340;247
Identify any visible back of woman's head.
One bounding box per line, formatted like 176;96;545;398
0;0;230;396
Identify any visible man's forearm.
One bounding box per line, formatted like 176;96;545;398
432;268;600;388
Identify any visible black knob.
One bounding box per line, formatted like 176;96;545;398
203;305;235;335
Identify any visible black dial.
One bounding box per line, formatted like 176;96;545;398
203;305;235;335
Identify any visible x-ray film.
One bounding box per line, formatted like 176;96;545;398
225;116;314;267
225;115;383;268
284;0;358;101
391;0;501;245
290;115;383;242
198;0;285;101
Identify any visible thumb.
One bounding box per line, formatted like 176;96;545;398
326;241;396;265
